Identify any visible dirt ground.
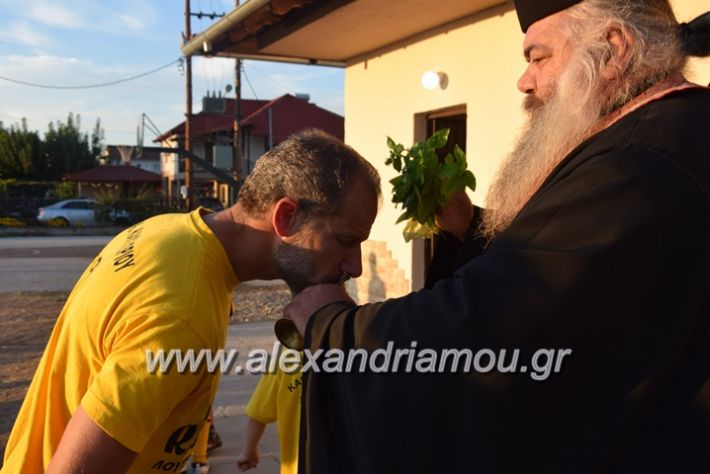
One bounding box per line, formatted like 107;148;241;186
0;284;291;461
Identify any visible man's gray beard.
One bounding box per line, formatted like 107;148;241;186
273;237;347;294
274;240;318;294
481;59;606;241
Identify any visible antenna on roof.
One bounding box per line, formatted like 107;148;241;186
136;116;144;159
137;113;166;158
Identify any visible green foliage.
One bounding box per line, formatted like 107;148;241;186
0;119;45;180
95;195;180;226
44;113;98;180
47;217;69;228
90;118;105;159
131;183;158;200
0;217;25;227
0;113;104;181
0;179;55;197
53;181;76;199
385;129;476;242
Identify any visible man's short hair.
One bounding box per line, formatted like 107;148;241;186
238;129;381;218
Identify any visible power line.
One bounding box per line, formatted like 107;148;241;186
246;62;297;94
0;59;181;90
242;68;259;100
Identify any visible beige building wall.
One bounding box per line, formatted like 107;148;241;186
675;0;710;83
343;0;710;303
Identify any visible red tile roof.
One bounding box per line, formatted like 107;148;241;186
64;165;162;182
154;94;343;143
154;98;269;142
239;94;343;143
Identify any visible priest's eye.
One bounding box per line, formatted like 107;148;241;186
530;56;548;65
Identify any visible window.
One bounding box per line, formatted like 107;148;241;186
63;201;89;209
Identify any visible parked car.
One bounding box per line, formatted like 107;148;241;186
37;199;131;226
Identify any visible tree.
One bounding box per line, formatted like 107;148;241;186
43;113;98;180
0;119;44;179
0;113;101;180
90;117;105;159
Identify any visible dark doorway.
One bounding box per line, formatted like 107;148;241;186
422;108;485;287
427;112;467;157
423;109;466;279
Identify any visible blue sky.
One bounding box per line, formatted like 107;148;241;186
0;0;344;145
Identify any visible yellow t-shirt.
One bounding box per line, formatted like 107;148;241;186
2;209;238;473
245;353;303;474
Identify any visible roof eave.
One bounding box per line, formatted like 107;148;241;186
181;0;347;67
207;51;345;68
181;0;270;58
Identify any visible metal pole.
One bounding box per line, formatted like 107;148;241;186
232;0;243;206
184;0;194;210
268;107;273;149
233;59;242;191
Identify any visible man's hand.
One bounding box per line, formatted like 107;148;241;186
284;284;355;336
236;448;259;472
435;190;474;241
236;417;265;472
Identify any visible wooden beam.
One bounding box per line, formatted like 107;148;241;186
256;0;354;50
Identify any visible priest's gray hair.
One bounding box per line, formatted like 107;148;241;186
562;0;687;113
480;0;693;242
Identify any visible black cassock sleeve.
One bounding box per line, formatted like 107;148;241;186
299;146;710;473
424;206;487;289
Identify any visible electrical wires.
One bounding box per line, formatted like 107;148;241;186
0;59;181;90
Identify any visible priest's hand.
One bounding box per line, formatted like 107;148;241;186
285;283;355;336
435;190;474;241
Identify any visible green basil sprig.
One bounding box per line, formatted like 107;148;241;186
385;129;476;242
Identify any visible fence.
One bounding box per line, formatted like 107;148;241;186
0;195;181;228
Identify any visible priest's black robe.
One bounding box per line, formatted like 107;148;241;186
299;87;710;473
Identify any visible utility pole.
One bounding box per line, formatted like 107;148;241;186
184;0;194;210
232;0;243;204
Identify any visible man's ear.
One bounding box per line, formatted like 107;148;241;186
272;197;300;238
602;25;634;81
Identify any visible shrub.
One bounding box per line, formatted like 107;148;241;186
47;217;69;227
0;217;25;227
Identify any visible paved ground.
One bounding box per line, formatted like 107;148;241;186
208;322;284;474
0;236;112;249
0;236;287;294
0;236;109;292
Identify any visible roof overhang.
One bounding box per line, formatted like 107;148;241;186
182;0;509;66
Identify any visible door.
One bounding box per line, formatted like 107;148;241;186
423;110;467;282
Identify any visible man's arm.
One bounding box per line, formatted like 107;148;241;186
236;417;267;472
46;406;137;474
293;146;710;473
289;145;710;351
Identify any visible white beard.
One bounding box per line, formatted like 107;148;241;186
481;54;606;240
